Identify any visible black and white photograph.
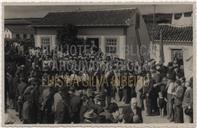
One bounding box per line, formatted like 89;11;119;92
3;3;195;125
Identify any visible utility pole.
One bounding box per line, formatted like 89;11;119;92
151;4;156;59
160;30;164;64
135;12;144;64
152;4;156;43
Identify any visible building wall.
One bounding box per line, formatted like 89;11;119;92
34;34;56;50
150;40;193;80
34;11;150;60
78;27;126;59
78;27;125;35
27;34;32;39
4;28;33;40
150;41;192;65
126;24;136;60
171;13;192;27
35;27;124;35
34;27;127;59
125;11;150;61
35;28;58;35
78;35;126;59
4;28;12;39
138;14;151;60
34;28;57;49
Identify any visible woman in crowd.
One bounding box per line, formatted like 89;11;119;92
5;42;193;124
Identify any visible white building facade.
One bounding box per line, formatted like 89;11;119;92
33;9;150;61
150;11;193;80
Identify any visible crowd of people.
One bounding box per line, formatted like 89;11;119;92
5;42;193;124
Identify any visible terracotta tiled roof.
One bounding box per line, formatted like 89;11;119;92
147;24;192;42
5;18;41;25
6;25;34;34
33;9;137;27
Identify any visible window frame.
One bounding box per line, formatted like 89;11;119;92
105;37;118;56
171;48;183;65
40;36;51;53
16;34;20;39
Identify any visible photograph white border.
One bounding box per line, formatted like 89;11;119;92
0;1;196;128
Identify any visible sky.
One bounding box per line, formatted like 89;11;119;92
4;4;193;19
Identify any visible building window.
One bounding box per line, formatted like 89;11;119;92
86;38;99;52
41;37;50;53
41;37;50;44
174;13;182;20
184;12;192;17
105;38;118;56
16;34;20;39
23;34;27;39
171;49;183;65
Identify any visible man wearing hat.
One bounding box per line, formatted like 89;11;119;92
166;74;176;122
40;83;55;123
53;84;71;123
151;65;163;113
174;66;184;80
80;96;89;123
22;87;34;123
85;89;95;109
70;89;82;123
166;64;176;81
182;81;193;123
22;78;38;123
27;78;40;123
174;80;184;123
17;77;27;120
5;72;15;109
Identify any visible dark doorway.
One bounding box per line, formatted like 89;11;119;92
86;38;99;52
171;49;183;65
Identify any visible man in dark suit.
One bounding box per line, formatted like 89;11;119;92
53;85;71;124
70;89;82;123
123;85;132;104
174;80;184;123
17;77;27;120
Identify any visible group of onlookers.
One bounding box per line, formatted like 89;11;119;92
5;42;193;124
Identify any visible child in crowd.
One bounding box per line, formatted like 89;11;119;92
157;92;167;117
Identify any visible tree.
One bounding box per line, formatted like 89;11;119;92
57;24;78;52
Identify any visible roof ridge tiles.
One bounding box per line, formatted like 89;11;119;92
46;8;137;14
149;24;192;42
34;9;137;27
